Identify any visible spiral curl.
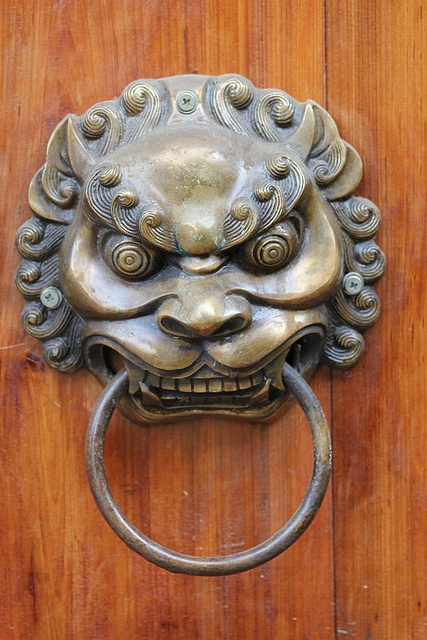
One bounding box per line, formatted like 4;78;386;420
111;188;140;237
343;237;386;283
266;155;291;179
332;287;381;329
138;208;178;252
209;76;254;134
253;91;295;141
331;197;381;240
323;326;365;368
223;199;260;249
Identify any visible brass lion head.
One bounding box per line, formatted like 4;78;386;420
16;74;385;423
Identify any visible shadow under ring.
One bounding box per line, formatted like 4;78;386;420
85;363;332;576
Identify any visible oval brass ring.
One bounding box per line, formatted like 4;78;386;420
85;363;331;576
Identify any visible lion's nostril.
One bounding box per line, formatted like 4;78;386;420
159;317;199;338
157;295;252;339
217;316;247;335
158;313;250;339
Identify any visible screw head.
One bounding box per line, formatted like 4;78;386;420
40;286;62;309
176;91;198;114
343;272;364;295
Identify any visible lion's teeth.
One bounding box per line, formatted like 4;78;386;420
237;376;251;390
161;377;176;390
249;379;270;405
139;370;267;403
193;379;207;393
139;382;163;406
223;378;238;392
125;364;145;394
251;371;264;385
146;372;160;387
208;379;223;393
177;378;192;392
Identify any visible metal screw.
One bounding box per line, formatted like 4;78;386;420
40;286;62;309
343;272;364;295
176;91;198;114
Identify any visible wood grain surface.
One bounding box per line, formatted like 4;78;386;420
0;1;425;639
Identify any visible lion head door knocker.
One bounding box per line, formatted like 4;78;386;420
16;74;385;575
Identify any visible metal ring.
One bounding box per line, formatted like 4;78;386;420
85;363;331;576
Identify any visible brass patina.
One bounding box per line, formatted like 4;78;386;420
16;74;385;423
15;75;385;574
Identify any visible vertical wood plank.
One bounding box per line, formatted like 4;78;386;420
326;1;427;638
1;1;334;638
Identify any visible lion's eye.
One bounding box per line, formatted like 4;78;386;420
105;237;161;280
253;235;292;268
243;220;301;272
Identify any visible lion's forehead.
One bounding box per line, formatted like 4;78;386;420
81;121;314;257
94;122;285;209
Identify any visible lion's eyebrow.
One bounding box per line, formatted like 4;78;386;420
220;154;309;252
81;163;180;254
138;207;179;253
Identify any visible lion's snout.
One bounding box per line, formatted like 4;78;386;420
156;293;252;339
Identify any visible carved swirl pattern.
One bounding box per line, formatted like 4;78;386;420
208;76;254;134
266;155;291;179
22;300;74;339
332;287;381;329
223;199;260;249
110;188;140;237
16;219;67;261
42;317;84;372
84;164;122;228
80;105;123;155
323;326;365;369
253;91;295;141
41;167;79;208
343;236;386;283
16;256;59;298
311;138;347;185
98;163;123;187
138;208;178;253
264;155;309;214
254;182;286;231
121;80;164;141
331;197;381;240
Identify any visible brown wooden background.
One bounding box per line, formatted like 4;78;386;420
1;1;426;638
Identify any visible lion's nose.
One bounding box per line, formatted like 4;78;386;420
157;296;252;338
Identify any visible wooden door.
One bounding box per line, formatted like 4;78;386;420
1;2;425;638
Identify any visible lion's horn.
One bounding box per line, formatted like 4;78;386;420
67;116;96;179
285;104;315;160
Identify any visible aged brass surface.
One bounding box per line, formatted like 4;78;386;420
15;74;385;572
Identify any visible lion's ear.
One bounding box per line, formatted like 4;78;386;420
285;104;316;160
29;115;95;224
66;116;96;179
307;104;363;200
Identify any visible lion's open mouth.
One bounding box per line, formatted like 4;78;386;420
135;366;271;409
85;327;324;421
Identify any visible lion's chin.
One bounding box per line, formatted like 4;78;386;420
84;326;325;423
